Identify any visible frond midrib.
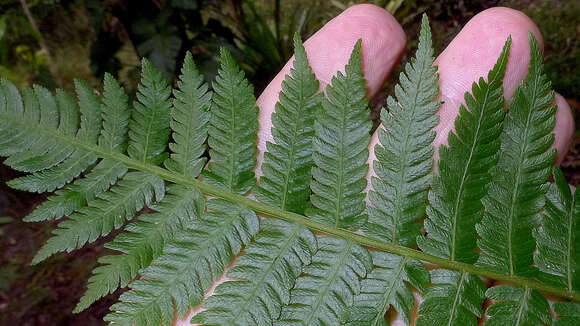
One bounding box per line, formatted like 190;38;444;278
3;110;578;301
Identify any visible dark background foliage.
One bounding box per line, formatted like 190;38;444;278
0;0;578;324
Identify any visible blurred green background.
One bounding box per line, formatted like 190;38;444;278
0;0;578;325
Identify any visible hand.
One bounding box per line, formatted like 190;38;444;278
177;4;575;325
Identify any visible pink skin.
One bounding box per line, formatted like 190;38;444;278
175;5;575;325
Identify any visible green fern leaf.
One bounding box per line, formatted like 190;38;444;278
254;33;321;214
553;302;580;326
203;48;258;194
276;236;372;325
192;219;317;325
104;199;259;326
306;39;371;229
415;269;486;326
417;37;511;264
342;252;430;326
75;184;203;313
31;171;165;264
164;51;211;177
365;14;439;247
477;34;556;277
99;73;131;153
535;167;580;292
484;286;550;326
127;58;172;165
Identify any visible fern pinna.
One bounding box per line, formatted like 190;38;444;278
0;14;579;325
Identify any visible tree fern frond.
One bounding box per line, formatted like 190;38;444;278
127;59;172;165
99;73;131;153
203;48;258;194
254;33;321;214
417;37;511;264
342;252;430;326
553;302;580;326
365;14;439;247
306;39;371;230
75;184;203;313
484;285;551;326
23;159;127;222
534;167;580;292
164;52;211;177
415;269;486;326
276;236;371;326
104;199;259;326
192;219;317;325
32;172;165;264
477;34;556;278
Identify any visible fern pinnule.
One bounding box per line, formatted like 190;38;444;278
165;51;211;177
534;167;580;292
99;72;131;153
306;39;371;230
31;171;165;264
477;34;556;278
203;48;258;194
365;14;439;247
105;199;259;326
127;58;172;165
75;184;204;313
553;302;580;326
484;285;551;326
417;37;511;264
255;33;321;214
192;219;317;325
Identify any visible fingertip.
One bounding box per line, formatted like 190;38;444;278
553;93;575;165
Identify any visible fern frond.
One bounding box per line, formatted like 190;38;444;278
32;172;165;264
255;33;321;214
417;37;511;264
365;14;439;247
192;219;317;325
99;72;131;153
553;302;580;326
127;59;172;165
203;48;258;194
7;80;102;192
164;52;211;177
477;34;556;277
534;167;580;292
276;236;372;325
75;184;203;313
415;269;486;326
342;252;430;326
23;159;127;222
306;39;371;229
484;285;551;326
104;199;259;326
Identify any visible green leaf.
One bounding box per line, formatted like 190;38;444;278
417;37;511;264
127;58;172;165
485;285;550;326
32;171;165;264
343;252;430;326
99;73;130;153
416;270;486;326
203;48;258;194
276;236;372;325
164;52;211;178
254;33;321;214
535;167;580;292
477;34;556;278
75;185;203;313
365;14;439;247
104;199;259;326
553;302;580;326
192;219;317;325
22;159;127;222
306;39;371;229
